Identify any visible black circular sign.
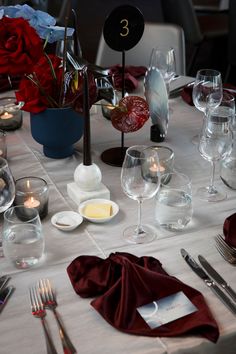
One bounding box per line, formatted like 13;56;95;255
103;5;144;52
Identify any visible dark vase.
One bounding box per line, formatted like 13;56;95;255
30;107;84;159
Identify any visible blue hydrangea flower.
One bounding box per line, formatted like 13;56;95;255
0;4;74;42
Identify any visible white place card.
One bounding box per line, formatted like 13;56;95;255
137;291;198;329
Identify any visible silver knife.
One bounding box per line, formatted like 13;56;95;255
181;248;236;315
198;255;236;303
0;286;14;314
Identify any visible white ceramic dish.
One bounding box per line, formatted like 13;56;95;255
51;211;83;231
78;198;119;223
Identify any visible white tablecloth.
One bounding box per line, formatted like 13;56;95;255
0;79;236;354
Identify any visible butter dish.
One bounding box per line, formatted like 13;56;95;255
78;198;119;223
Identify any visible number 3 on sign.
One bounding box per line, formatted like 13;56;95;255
120;19;129;37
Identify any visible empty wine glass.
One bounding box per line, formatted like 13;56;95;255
121;145;161;244
192;69;223;144
0;157;15;213
198;106;233;202
149;46;176;95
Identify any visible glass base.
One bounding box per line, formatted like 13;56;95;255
191;134;199;145
197;186;226;202
123;224;157;244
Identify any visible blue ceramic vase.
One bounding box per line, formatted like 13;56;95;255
30;107;84;159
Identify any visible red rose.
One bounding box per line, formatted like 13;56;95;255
16;55;63;113
0;16;44;76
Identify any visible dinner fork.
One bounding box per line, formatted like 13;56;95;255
38;279;77;354
29;286;58;354
215;235;236;265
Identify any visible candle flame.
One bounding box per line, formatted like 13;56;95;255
26;180;30;189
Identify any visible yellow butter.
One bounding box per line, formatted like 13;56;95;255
84;203;112;218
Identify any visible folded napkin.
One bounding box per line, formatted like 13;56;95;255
109;65;147;92
67;252;219;342
181;84;236;106
223;213;236;247
0;75;21;93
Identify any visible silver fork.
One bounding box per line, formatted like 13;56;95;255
215;235;236;265
29;286;58;354
38;279;77;354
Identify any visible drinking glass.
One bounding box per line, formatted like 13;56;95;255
2;205;44;269
121;145;161;244
192;69;223;144
155;172;193;230
0;157;15;213
149;46;176;94
198;105;233;202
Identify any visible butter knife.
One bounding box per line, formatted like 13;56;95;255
198;255;236;303
0;286;14;314
181;248;236;315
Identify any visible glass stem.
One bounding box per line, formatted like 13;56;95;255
136;200;144;235
209;161;216;193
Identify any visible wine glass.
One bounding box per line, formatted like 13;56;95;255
192;69;223;144
0;157;15;213
121;145;161;244
198;106;233;202
149;46;176;95
0;157;15;256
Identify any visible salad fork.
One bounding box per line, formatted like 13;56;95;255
215;235;236;265
38;279;77;354
29;286;58;354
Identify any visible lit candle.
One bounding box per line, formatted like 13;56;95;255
0;112;13;119
24;196;40;208
150;162;165;174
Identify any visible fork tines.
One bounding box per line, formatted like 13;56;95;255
29;286;43;313
215;234;236;265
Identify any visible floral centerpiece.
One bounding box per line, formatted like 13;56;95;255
0;4;97;113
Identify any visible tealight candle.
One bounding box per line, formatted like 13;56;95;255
0;97;22;131
0;112;13;119
15;177;49;219
24;196;40;208
151;146;175;177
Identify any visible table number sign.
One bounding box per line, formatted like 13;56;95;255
101;5;145;167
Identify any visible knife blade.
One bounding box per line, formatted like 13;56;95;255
181;248;236;315
0;286;14;314
198;255;236;303
0;275;10;292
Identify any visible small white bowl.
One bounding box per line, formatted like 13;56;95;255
78;198;119;223
51;211;83;231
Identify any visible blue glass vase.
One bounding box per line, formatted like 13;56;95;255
30;107;84;159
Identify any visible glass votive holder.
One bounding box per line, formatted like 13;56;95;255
0;97;23;131
14;177;49;219
0;130;7;159
151;146;174;176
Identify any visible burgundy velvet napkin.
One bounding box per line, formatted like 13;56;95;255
67;252;219;342
223;213;236;247
0;75;21;93
109;65;147;92
181;84;236;106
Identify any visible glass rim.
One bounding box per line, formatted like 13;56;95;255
196;69;221;78
151;145;174;162
126;145;155;159
0;156;8;167
15;176;48;196
3;205;40;223
161;172;191;186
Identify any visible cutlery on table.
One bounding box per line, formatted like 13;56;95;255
38;279;77;354
0;285;14;314
214;234;236;265
0;275;10;292
198;255;236;302
181;248;236;315
29;286;58;354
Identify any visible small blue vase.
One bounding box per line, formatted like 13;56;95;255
30;107;84;159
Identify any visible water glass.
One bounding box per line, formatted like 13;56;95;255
155;172;193;230
2;205;44;269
